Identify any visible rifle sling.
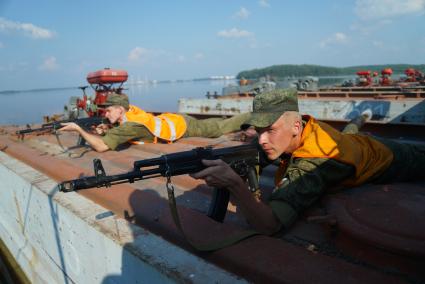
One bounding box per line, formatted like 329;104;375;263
166;179;258;252
54;131;67;152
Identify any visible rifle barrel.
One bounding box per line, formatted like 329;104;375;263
58;167;163;192
58;143;259;192
16;116;107;136
16;125;54;135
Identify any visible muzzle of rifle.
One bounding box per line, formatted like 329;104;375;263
58;176;103;192
58;181;75;192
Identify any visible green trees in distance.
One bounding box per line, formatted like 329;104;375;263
236;64;425;79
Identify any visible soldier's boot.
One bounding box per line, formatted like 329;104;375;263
343;109;372;134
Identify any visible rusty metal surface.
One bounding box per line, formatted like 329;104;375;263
319;85;425;92
298;90;425;99
178;94;425;127
325;183;425;279
0;125;424;283
178;97;253;116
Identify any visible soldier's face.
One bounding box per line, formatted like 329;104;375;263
105;106;124;124
257;115;301;160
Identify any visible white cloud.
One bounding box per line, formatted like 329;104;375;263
259;0;270;8
217;28;253;38
194;52;204;60
0;17;55;39
177;55;186;63
355;0;425;19
38;56;59;71
128;46;175;65
319;32;349;48
234;7;251;19
249;41;258;49
128;47;148;62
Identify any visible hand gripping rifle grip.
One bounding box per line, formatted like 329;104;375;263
246;166;260;193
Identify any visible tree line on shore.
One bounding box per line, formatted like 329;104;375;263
236;64;425;79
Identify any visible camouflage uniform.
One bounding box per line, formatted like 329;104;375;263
182;113;251;138
102;122;152;150
98;93;251;150
101;113;251;150
245;89;425;229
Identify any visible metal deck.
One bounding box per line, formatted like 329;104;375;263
0;124;424;283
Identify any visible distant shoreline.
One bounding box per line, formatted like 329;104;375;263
237;63;425;79
3;63;422;93
0;86;77;95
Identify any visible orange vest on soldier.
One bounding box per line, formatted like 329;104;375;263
275;116;393;187
124;105;187;143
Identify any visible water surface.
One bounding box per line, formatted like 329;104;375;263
1;77;349;125
0;80;234;125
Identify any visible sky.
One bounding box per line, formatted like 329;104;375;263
0;0;424;90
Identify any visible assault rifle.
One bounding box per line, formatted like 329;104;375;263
59;143;260;222
16;116;107;147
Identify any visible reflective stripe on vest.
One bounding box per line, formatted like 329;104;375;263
124;105;187;142
153;117;162;137
162;116;177;141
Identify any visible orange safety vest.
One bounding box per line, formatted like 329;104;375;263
124;105;187;143
275;115;393;188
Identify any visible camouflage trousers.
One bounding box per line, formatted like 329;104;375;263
372;137;425;183
183;111;360;139
182;113;251;138
342;115;425;183
342;115;367;134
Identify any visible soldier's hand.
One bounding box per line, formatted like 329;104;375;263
190;159;243;189
240;126;257;142
58;122;81;132
95;123;110;135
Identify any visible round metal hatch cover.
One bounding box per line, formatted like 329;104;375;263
325;182;425;258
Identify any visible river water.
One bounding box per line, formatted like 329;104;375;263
1;77;350;126
0;80;237;125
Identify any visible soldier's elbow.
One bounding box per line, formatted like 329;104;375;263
93;143;110;152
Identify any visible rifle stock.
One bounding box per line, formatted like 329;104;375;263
59;143;260;222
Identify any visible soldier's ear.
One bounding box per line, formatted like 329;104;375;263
292;120;302;137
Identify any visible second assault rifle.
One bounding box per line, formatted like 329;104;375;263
59;143;260;223
16;116;107;147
